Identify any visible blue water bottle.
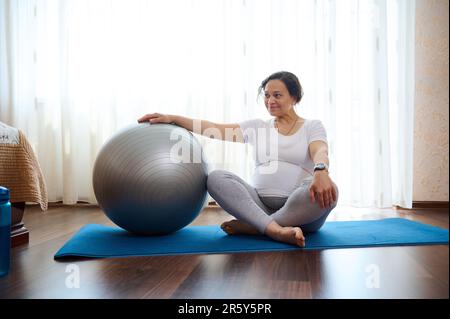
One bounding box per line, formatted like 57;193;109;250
0;186;11;277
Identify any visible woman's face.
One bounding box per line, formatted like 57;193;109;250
264;80;297;117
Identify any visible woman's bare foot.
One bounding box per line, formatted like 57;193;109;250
264;221;306;247
221;219;259;235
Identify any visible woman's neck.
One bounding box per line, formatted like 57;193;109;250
275;111;300;125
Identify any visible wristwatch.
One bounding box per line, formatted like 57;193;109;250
313;163;328;172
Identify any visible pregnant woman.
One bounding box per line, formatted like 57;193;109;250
138;71;339;247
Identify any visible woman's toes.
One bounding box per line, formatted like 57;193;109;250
293;228;306;247
220;221;234;235
221;221;231;228
297;236;305;247
295;229;305;241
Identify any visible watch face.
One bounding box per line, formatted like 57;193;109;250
315;163;326;170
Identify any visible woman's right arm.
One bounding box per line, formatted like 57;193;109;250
137;113;244;143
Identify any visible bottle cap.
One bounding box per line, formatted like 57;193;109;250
0;186;10;201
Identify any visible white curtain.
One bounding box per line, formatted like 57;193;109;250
0;0;415;208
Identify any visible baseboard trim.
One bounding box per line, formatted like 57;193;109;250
412;201;449;209
207;201;219;207
209;201;449;209
42;200;450;209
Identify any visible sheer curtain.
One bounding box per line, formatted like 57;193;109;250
0;0;415;208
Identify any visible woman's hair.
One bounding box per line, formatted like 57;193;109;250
258;71;304;104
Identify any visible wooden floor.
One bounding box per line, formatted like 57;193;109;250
0;204;448;299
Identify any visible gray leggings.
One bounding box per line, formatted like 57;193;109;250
207;170;339;234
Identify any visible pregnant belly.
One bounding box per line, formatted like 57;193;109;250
251;161;311;196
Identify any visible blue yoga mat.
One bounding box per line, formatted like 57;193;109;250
54;218;449;259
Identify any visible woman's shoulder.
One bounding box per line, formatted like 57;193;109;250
303;118;328;143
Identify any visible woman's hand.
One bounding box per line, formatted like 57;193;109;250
137;113;172;124
309;171;337;209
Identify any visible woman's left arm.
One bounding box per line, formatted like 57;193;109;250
308;141;337;209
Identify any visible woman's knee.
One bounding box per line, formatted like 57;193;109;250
207;170;223;193
304;188;338;232
206;169;232;194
